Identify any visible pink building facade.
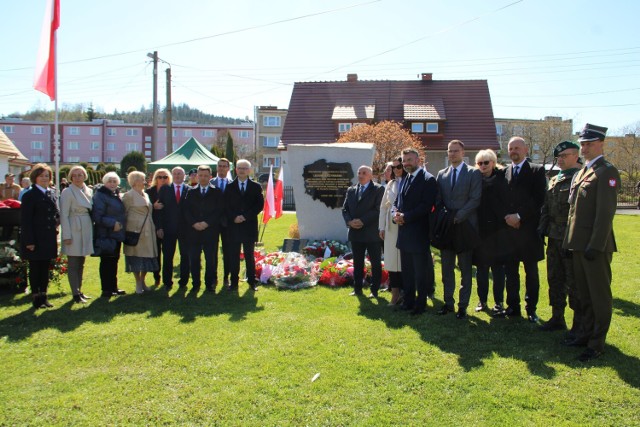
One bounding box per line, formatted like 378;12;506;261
0;119;254;166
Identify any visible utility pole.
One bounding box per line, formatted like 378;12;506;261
150;51;158;161
166;67;172;155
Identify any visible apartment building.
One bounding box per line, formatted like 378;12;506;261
255;106;287;175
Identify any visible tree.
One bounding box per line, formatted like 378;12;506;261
120;151;147;176
104;164;117;173
86;103;97;121
608;122;640;185
336;120;423;176
225;132;236;163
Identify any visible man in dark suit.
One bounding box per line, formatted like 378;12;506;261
393;148;438;315
435;140;482;319
210;158;232;287
183;165;224;292
564;123;620;362
224;159;264;291
157;166;190;290
342;165;385;298
498;136;547;322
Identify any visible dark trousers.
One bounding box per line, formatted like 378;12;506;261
189;231;218;287
217;226;231;282
351;240;382;293
505;259;540;314
99;254;120;294
162;231;190;287
153;237;162;283
476;263;505;304
388;271;403;289
400;249;434;311
573;250;613;352
29;259;51;294
441;248;473;310
229;240;256;286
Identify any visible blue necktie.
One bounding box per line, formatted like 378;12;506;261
451;167;457;190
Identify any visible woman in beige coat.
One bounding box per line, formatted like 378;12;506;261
378;159;405;306
122;171;158;294
60;165;94;303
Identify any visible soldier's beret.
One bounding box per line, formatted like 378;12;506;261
578;123;607;143
554;140;580;157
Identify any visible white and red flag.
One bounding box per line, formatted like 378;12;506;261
274;165;284;218
34;0;60;100
262;166;275;224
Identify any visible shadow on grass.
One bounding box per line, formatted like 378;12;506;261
355;295;640;389
613;297;640;319
0;284;264;342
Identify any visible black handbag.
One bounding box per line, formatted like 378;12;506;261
124;208;149;246
92;236;118;256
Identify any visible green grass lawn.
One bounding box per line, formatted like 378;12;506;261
0;214;638;425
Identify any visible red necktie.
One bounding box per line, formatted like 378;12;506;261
175;185;181;204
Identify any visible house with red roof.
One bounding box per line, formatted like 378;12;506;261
281;73;499;173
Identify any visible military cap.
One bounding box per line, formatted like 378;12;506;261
578;123;607;143
554;140;580;158
188;168;198;175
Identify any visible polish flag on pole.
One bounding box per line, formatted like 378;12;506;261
262;165;275;224
274;166;284;218
34;0;60;100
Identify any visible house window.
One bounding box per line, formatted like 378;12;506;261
263;136;279;147
1;125;14;134
533;144;540;151
238;130;249;138
31;155;44;162
126;128;139;137
106;143;116;151
91;141;100;150
32;126;44;135
106;156;117;162
183;130;192;137
532;153;540;160
31;141;44;150
145;136;151;142
89;156;100;163
201;130;214;137
338;123;352;133
69;127;80;135
67;156;80;163
263;116;281;127
496;124;503;135
512;125;524;135
426;123;439;133
411;123;424;133
126;143;138;151
90;127;100;136
172;143;179;151
263;155;281;168
107;128;117;136
68;141;80;150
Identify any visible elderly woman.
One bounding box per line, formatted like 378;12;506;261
60;165;93;303
20;163;59;309
378;158;405;306
93;172;127;298
473;149;512;314
123;171;158;294
145;168;171;287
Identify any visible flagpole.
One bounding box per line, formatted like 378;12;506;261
53;29;60;195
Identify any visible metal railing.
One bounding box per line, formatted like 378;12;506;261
618;184;639;208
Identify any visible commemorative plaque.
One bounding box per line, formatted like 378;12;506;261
302;159;353;209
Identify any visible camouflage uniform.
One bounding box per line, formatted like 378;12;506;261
538;167;580;329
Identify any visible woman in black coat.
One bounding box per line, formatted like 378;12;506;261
20;163;60;309
92;172;127;298
145;168;171;287
473;149;512;315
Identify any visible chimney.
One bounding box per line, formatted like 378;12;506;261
347;73;358;83
421;73;433;81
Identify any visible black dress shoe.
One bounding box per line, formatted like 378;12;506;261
101;292;112;299
527;312;540;323
248;284;258;291
437;305;453;315
368;292;378;299
495;306;521;318
577;348;603;362
349;290;363;296
73;294;87;304
475;302;487;312
205;285;215;293
456;309;467;319
42;299;54;308
192;285;201;291
80;293;92;300
115;289;126;295
398;304;414;311
565;338;588;347
410;308;425;316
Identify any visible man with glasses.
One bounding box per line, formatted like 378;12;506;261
435;140;482;319
538;141;581;333
224;159;264;292
563;123;620;362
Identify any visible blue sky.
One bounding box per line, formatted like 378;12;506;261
1;0;639;134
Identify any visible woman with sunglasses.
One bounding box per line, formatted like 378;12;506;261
145;168;172;287
473;149;512;315
378;158;406;306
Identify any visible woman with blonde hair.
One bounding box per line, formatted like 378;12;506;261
145;168;171;286
123;171;159;293
60;165;94;303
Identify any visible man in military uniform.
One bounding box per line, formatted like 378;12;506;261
538;141;581;333
563;123;620;362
